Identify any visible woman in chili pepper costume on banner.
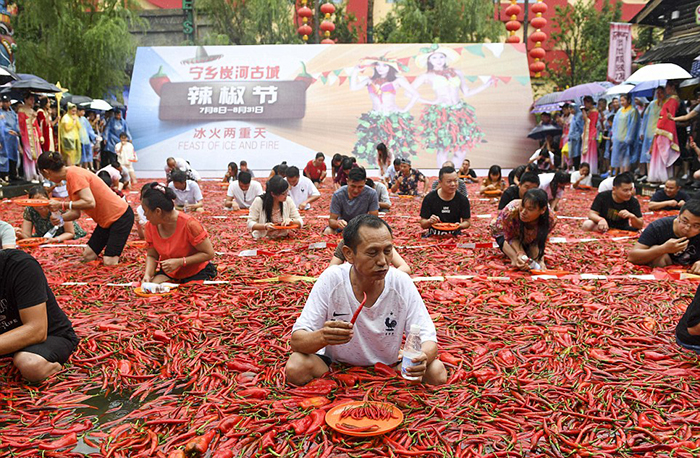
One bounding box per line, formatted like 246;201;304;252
349;55;422;164
412;45;492;168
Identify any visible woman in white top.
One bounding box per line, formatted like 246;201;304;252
248;176;303;239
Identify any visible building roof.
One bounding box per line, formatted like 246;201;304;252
636;34;700;64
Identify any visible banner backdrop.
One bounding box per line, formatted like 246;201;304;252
128;44;535;172
607;23;632;84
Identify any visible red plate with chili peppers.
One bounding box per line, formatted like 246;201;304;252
16;237;49;248
325;401;403;437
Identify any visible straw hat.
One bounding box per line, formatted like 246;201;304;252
360;54;401;72
414;44;460;69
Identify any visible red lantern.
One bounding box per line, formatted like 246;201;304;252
531;2;548;14
320;2;336;15
298;24;312;37
320;21;335;32
506;35;521;44
530;31;547;43
530;61;546;74
505;4;521;17
321;38;335;44
531;16;547;29
297;6;313;18
529;47;546;59
506;21;521;32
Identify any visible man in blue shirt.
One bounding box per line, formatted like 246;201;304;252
568;103;584;171
102;110;130;165
0;95;20;182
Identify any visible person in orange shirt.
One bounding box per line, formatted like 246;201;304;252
38;151;135;266
140;182;216;284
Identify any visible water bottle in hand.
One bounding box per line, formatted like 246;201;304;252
401;324;422;381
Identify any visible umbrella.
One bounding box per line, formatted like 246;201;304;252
63;94;92;105
680;77;700;99
10;78;62;93
0;67;18;85
556;82;609;102
604;84;634;96
630;80;665;98
531;102;564;114
624;63;692;84
80;99;112;111
534;92;562;106
107;99;125;110
527;124;562;140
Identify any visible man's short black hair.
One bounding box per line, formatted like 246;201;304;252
666;177;680;187
341;157;354;170
580;162;590;169
613;172;634;187
393;158;401;166
439;166;456;180
519;172;540;186
680;199;700;217
238;171;252;184
286;166;300;178
315;152;325;160
365;178;375;188
583;95;594;104
348;167;366;182
343;214;393;253
171;169;187;183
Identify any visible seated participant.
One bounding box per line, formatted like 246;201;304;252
458;159;478;183
479;165;507;196
538;170;569;211
141;183;217;284
582;173;643;233
39;151;134;266
0;220;16;248
384;157;402;187
165;157;200;183
96;163;122;191
598;175;614;193
239;160;254;177
334;157;356;189
366;178;391;212
112;161;131;191
329;240;411;274
225;171;263;210
222;162;238;183
19;186;86;243
304;152;327;185
324;167;378;235
490;188;556;271
419;166;471;236
570;162;593;189
529;148;554;172
675;284;700;355
269;161;288;179
286;166;321;210
499;172;540;210
0;249;79;382
391;159;426;196
431;161;468;197
628;200;700;270
648;178;689;211
248;176;303;239
286;214;446;386
168;170;204;213
330;153;344;182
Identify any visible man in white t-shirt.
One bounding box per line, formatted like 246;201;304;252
285;166;320;210
225;171;263;210
165;156;201;183
168;170;204;212
570;162;593;189
598;175;615;193
286;214;447;386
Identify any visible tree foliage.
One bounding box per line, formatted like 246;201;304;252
633;26;662;57
196;0;301;45
374;0;503;44
13;0;140;99
549;0;622;88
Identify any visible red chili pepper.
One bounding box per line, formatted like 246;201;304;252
167;451;186;458
184;429;216;456
305;409;326;435
38;433;78;450
225;360;260;372
335;373;358;386
350;292;367;325
298;396;330;409
289;378;337;396
336;423;379;432
260;429;276;449
237;387;270;399
149;66;171;96
289;416;312;435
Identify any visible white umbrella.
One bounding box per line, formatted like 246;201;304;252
604;83;634;96
80;99;112;111
624;63;692;84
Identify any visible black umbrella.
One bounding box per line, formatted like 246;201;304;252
61;94;92;108
0;66;18;85
527;124;562;141
108;100;125;110
10;78;62;93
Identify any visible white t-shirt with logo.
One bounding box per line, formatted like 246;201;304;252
227;180;263;208
287;175;320;209
570;170;593;187
292;264;437;367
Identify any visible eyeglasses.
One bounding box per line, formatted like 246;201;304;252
678;215;700;231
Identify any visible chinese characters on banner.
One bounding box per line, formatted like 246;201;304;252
607;23;632;84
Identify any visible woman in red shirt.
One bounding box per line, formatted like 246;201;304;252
141;183;216;284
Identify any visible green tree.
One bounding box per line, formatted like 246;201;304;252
331;3;360;44
197;0;301;45
549;0;622;88
633;26;662;57
13;0;140;99
374;0;503;44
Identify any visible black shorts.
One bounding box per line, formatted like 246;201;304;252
316;353;332;367
495;235;506;250
156;262;218;284
87;206;135;257
13;334;79;365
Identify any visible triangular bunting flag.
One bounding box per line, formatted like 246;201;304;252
465;75;478;83
322;71;331;78
478;75;490;84
320;75;328;84
338;76;347;86
312;73;322;80
455;47;464;55
515;76;530;85
498;76;512;84
327;73;338;85
344;67;355;75
405;76;416;84
465;45;485;57
333;69;342;76
483;43;505;59
397;57;410;67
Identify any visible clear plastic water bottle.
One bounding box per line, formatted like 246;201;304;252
43;212;64;238
401;324;422;381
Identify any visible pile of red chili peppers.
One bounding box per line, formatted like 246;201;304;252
0;179;699;458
